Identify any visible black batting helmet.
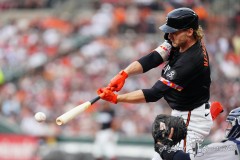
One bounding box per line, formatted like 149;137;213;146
159;7;199;33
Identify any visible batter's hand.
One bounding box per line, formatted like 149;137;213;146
108;70;128;92
97;87;117;104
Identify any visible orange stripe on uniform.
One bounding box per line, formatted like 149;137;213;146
160;77;183;91
184;111;191;152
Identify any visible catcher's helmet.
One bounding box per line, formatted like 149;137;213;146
226;107;240;139
159;7;199;33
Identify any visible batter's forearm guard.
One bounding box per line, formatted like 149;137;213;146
137;51;163;73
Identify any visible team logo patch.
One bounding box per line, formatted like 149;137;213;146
166;70;177;80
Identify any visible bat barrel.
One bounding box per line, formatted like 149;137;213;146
55;101;92;126
56;118;64;125
56;96;101;126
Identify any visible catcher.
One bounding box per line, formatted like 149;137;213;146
194;107;240;160
152;114;190;160
153;107;240;160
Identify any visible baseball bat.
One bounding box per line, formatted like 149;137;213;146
56;96;100;125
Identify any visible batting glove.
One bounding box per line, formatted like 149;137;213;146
97;87;117;104
108;70;128;92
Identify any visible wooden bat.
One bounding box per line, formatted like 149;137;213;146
56;96;100;125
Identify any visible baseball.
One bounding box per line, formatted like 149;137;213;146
34;112;46;122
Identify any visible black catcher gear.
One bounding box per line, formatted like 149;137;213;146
152;114;187;147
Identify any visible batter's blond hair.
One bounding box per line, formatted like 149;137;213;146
193;26;204;40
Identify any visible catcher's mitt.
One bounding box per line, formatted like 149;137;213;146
152;114;187;147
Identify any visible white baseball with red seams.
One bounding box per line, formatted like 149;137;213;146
34;112;46;122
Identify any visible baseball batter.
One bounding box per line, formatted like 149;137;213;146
97;7;213;160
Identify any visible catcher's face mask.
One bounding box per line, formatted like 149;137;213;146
225;107;240;139
226;116;240;138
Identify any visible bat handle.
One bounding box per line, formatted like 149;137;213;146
90;96;101;104
91;87;115;104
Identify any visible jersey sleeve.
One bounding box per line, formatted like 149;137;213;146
142;80;170;102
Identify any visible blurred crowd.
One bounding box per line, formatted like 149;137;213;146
0;0;65;9
0;0;239;143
